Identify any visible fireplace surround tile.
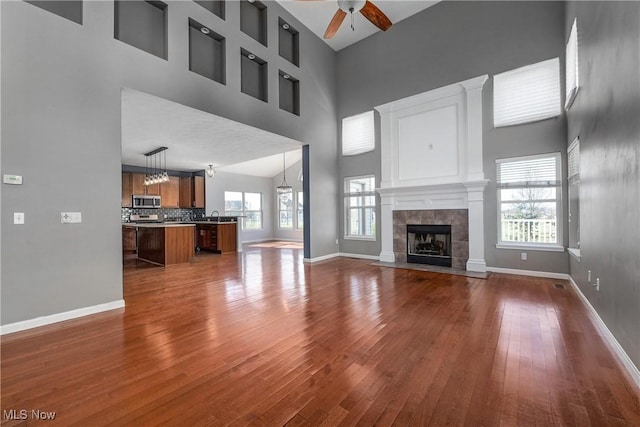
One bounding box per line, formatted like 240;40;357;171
393;209;469;270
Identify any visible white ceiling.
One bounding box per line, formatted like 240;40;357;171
276;0;439;51
121;88;302;177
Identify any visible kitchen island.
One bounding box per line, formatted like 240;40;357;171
125;223;195;266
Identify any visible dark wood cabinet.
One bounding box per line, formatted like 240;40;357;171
161;176;180;208
122;173;133;207
179;176;205;208
122;226;137;261
122;172;159;206
196;223;236;253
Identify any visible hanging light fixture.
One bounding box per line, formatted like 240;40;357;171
206;164;216;178
276;152;293;194
143;147;169;185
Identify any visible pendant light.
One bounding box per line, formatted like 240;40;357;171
276;152;293;194
143;147;169;185
206;165;216;178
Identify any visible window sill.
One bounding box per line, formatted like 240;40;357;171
344;236;376;242
567;247;581;261
496;243;565;253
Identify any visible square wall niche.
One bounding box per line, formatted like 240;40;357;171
279;71;299;116
25;1;83;25
189;19;226;85
115;1;167;60
241;49;268;103
278;18;299;66
194;0;225;20
240;0;267;46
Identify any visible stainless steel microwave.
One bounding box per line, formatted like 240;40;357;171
132;195;161;209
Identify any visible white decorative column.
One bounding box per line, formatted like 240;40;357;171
464;181;488;272
379;193;395;262
461;77;488;182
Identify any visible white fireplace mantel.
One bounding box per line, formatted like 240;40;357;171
375;75;489;272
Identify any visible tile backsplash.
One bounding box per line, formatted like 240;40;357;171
122;207;206;223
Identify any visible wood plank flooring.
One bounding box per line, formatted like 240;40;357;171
1;246;639;426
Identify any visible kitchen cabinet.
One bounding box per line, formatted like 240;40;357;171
122;172;159;206
196;222;236;253
123;226;137;252
179;176;205;208
161;176;180;208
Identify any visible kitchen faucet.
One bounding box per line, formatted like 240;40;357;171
210;210;220;222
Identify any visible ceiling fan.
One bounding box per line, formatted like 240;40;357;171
298;0;393;39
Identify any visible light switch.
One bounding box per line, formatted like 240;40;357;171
61;212;82;224
14;212;25;224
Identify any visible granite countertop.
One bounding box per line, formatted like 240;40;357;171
123;223;196;228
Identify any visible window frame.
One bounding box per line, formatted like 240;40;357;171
495;153;564;252
344;174;377;241
277;191;294;229
224;191;263;230
296;191;304;229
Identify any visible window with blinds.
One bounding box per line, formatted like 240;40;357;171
496;153;562;246
342;111;375;156
565;19;579;109
344;175;376;239
493;58;561;127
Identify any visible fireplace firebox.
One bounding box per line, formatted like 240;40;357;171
407;224;452;267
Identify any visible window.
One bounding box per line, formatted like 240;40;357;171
568;137;580;252
496;153;562;249
344;175;376;239
224;191;262;230
297;191;304;229
342;111;375;156
565;18;579;109
278;191;293;229
493;58;561;127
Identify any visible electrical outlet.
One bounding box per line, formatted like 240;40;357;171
335;239;339;245
13;212;25;224
587;270;591;282
595;278;600;291
521;252;527;261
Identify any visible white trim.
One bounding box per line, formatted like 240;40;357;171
338;253;380;261
496;243;565;252
0;300;125;335
343;236;376;241
567;276;640;389
303;253;340;263
466;259;487;273
567;247;581;261
486;267;569;280
243;238;303;244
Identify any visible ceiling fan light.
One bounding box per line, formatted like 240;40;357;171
338;0;366;13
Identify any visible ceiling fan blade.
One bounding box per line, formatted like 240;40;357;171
360;0;392;32
324;9;347;39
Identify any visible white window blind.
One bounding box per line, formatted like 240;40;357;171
497;154;561;188
493;58;561;127
342;111;374;156
568;137;580;184
565;18;579;109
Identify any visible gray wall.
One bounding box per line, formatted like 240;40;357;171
205;171;274;243
1;0;338;325
336;1;569;272
565;1;640;369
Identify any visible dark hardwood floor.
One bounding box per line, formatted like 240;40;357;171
1;246;639;426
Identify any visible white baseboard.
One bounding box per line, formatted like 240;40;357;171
304;252;340;263
0;299;125;335
339;253;380;261
487;267;570;280
242;238;303;244
567;276;640;389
